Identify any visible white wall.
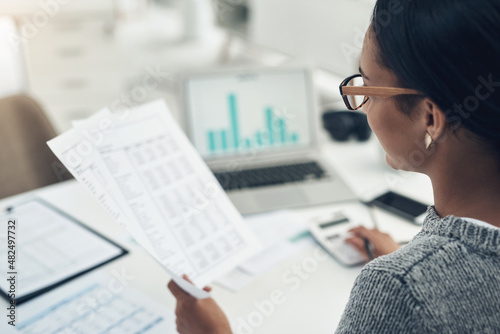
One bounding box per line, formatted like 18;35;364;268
250;0;376;76
0;0;114;17
0;16;27;98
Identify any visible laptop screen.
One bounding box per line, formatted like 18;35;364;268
184;68;315;159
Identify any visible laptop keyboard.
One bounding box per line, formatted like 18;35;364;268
213;161;328;191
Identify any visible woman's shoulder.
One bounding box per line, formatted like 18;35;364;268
340;218;500;334
366;206;500;279
362;230;449;279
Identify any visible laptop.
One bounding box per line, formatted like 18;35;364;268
181;66;356;215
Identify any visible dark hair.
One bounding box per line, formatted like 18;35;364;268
371;0;500;156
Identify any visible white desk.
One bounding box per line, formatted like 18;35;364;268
0;136;431;334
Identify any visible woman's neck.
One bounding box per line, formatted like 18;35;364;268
429;155;500;227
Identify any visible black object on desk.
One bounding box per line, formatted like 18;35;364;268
322;110;372;142
365;191;428;225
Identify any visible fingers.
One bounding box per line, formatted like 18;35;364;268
182;274;194;284
182;274;212;292
167;280;191;300
348;226;373;239
349;226;388;242
348;226;400;258
345;237;369;260
345;236;366;253
169;275;212;300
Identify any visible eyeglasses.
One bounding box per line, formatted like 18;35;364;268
339;74;423;111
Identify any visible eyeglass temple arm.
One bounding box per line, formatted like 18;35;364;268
342;86;421;97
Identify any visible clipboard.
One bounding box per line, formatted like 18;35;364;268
0;199;128;305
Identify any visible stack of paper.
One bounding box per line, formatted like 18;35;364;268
48;100;261;298
216;210;314;291
7;272;177;334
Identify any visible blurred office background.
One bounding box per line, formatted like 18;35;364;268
0;0;375;132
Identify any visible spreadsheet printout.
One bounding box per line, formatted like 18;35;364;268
47;100;261;297
0;200;126;302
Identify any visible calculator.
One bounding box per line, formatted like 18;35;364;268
308;202;376;266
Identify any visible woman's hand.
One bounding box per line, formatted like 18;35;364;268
345;226;401;260
167;275;232;334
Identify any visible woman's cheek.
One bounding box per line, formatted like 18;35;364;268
364;103;383;140
365;104;397;164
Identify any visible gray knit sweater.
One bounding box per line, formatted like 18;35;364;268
335;206;500;333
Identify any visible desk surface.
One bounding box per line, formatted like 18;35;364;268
0;137;430;334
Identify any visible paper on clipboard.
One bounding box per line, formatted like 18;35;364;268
0;200;127;304
47;100;261;299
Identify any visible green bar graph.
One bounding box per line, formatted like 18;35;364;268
229;94;239;149
266;107;274;145
207;94;299;153
256;132;263;145
208;131;216;152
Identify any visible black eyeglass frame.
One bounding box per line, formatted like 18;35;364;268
339;74;423;111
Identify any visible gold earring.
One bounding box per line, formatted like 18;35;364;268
425;132;433;149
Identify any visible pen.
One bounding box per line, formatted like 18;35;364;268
364;238;374;261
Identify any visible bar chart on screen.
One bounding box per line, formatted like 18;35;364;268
206;93;300;154
185;69;313;158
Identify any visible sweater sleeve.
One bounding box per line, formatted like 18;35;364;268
335;267;422;334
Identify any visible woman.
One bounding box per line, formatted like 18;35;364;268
168;0;500;332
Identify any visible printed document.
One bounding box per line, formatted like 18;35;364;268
5;271;177;333
47;100;261;298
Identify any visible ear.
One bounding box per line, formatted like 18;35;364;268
422;98;447;142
